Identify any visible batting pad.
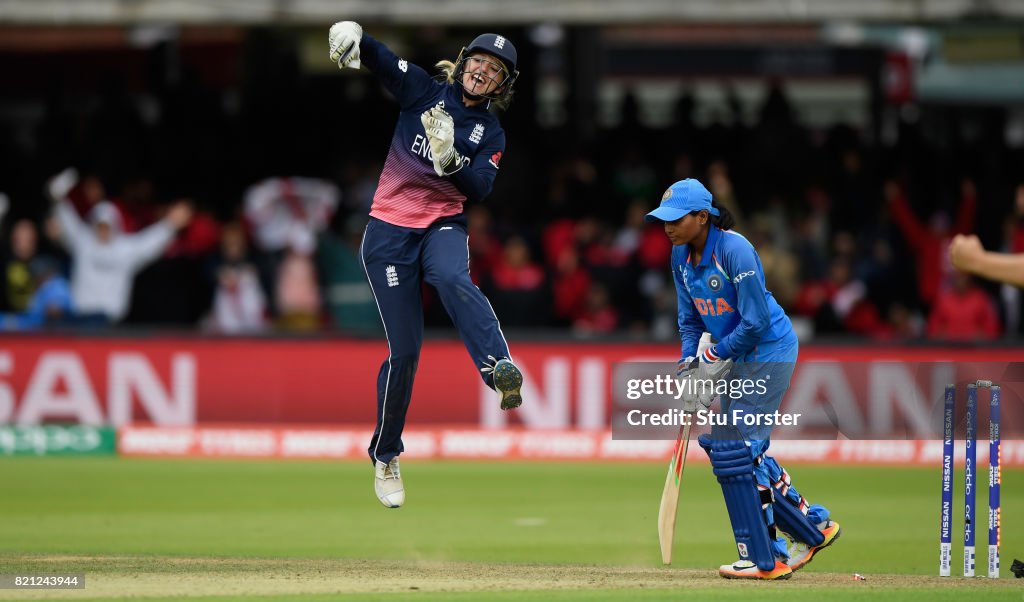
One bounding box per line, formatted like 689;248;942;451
772;492;825;547
699;429;777;571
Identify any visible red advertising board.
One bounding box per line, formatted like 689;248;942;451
0;335;1020;440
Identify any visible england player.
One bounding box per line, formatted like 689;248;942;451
950;233;1024;288
647;178;841;579
327;23;524;508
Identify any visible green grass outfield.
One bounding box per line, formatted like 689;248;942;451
0;458;1020;600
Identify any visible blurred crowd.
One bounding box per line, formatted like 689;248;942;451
1;50;1022;342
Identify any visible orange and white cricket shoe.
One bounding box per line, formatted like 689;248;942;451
719;559;793;580
785;519;842;572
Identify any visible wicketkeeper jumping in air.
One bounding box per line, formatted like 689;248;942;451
647;178;841;579
327;22;524;509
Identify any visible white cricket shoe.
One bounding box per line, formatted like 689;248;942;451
374;457;404;508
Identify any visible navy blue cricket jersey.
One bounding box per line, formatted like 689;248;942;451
360;34;506;228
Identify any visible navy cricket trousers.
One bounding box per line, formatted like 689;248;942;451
359;215;511;464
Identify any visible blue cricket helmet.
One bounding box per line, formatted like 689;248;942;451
456;33;520;106
465;33;518;74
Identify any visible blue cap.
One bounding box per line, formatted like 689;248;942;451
644;178;718;223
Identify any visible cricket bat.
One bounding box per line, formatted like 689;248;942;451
657;419;692;565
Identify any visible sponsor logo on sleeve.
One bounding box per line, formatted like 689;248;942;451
489;151;503;169
733;270;756;284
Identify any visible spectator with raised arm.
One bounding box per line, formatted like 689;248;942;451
243;176;339;317
886;178;976;308
46;168;193;324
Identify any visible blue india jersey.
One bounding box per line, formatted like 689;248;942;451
672;224;796;362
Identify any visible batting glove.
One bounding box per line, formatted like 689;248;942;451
677;356;701;413
678;332;713;413
697;345;732;381
328;21;362;69
420;107;464;176
694;345;733;408
676;356;697;382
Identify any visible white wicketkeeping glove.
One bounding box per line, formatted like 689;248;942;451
328;21;362;69
678;332;713;413
420;107;464;176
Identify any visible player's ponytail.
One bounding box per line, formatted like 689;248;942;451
710;199;735;230
435;60;457;83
